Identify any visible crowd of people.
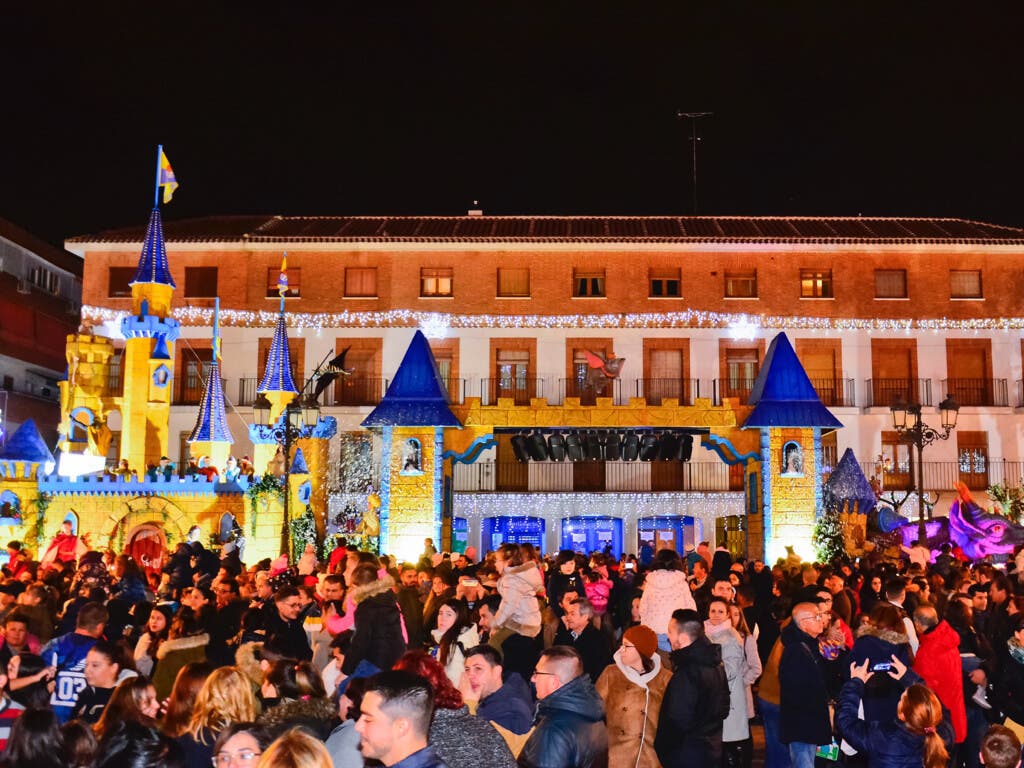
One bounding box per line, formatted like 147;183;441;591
0;528;1022;768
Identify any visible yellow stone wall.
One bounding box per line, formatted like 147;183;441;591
119;335;174;473
388;427;440;563
765;428;817;562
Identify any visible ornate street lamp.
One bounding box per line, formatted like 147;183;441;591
254;392;320;556
890;394;960;542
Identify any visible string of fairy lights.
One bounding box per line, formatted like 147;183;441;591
81;305;1024;333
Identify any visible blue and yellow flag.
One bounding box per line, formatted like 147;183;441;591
277;254;289;296
159;151;178;203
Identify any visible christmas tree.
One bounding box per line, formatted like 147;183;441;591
812;505;846;563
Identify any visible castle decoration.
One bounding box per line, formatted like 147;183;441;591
187;299;233;472
743;332;843;564
822;448;877;557
361;330;462;563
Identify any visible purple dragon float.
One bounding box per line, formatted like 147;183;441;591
893;482;1024;560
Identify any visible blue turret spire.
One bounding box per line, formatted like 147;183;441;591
257;310;298;394
130;207;176;287
188;299;234;444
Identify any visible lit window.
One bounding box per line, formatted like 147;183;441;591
875;269;907;299
950;270;982;299
266;267;301;298
649;269;681;298
725;271;757;298
497;268;530;297
800;269;833;298
573;269;605;297
420;267;453;297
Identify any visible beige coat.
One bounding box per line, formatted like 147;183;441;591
595;649;671;768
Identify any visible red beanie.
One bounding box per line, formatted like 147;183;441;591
623;624;659;659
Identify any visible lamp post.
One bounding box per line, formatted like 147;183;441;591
253;392;320;557
889;394;960;542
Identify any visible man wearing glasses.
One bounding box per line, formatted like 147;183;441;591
779;601;832;768
262;586;313;661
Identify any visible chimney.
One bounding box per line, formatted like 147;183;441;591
467;199;483;217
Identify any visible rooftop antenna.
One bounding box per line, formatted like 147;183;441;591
676;110;713;215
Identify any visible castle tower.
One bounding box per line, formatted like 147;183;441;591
187;300;234;472
251;287;299;477
57;333;116;458
743;332;843;563
362;330;462;562
119;208;180;473
0;419;57;549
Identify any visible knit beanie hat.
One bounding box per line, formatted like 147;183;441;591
623;624;659;660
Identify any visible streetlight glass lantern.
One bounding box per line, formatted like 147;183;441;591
286;400;304;430
890;396;909;432
300;394;320;428
253;393;272;426
939;395;960;430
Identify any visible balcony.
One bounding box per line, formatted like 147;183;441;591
864;378;933;408
480;378;545;406
636;378;702;406
559;378;624;405
236;378;258;406
329;378;388;407
808;378;857;407
713;378;757;405
941;378;1009;407
452;460;737;493
852;459;1024;493
175;377;226;406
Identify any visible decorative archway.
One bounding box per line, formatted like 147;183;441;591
125;524;167;578
106;496;188;555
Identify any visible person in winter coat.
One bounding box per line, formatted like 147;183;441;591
519;646;608;768
132;604;171;678
261;586;313;662
491;544;543;653
846;602;914;732
779;601;833;768
341;564;406;676
461;644;534;736
546;551;586;621
705;598;752;768
728;604;763;724
152;606;209;700
837;656;953;768
639;549;697;652
257;659;338;741
654;608;730;767
395;650;516;768
429;599;479;688
859;574;885;619
912;604;967;745
595;625;671;768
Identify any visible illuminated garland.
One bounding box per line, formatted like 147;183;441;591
81;304;1024;333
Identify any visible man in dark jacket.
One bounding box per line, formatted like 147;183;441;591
654;608;730;767
518;646;607;768
396;565;426;649
779;601;832;768
463;645;533;735
553;599;613;682
263;585;313;661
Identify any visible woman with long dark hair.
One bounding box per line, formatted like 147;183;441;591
0;708;65;768
94;674;160;742
160;661;213;738
257;659;337;740
72;640;127;725
429;599;479;687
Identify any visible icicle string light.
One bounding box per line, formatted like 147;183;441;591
81;305;1024;333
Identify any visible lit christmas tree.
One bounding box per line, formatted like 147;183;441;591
812;505;846;564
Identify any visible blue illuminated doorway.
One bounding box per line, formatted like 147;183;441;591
482;516;545;553
452;517;468;554
561;516;623;558
637;515;696;558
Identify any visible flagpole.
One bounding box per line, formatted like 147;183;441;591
154;144;163;208
212;297;220;364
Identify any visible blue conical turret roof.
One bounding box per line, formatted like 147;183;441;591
824;448;877;514
743;332;843;428
188;361;234;444
0;419;54;464
130;208;176;287
362;331;461;427
257;313;298;394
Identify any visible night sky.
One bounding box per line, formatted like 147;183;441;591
3;4;1022;247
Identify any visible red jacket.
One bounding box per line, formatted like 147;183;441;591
913;620;966;742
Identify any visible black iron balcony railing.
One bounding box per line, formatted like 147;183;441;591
329;378;389;406
849;458;1024;493
864;378;933;408
713;378;758;405
807;378;857;407
636;378;702;406
175;377;226;405
942;378;1008;407
560;377;623;405
480;378;544;406
237;377;258;406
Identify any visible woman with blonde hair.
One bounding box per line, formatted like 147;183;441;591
257;728;333;768
838;656;953;768
177;665;258;767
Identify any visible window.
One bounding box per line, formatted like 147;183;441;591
874;269;907;299
108;267;135;298
649;268;681;298
420;267;453;297
573;269;605;297
497;268;530;297
29;265;59;294
880;431;913;491
800;269;833;298
344;268;377;298
266;267;301;298
184;267;218;298
725;270;757;298
950;269;982;299
957;432;989;490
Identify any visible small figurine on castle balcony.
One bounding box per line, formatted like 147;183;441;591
358;489;382;539
223;456;240;483
196;456;218;481
41;519;85;567
400;439;422;475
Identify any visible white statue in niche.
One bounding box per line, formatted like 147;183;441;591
781;441;804;476
400;438;423;474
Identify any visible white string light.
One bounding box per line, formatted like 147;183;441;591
81;304;1024;333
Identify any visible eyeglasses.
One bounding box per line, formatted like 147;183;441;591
212;750;262;766
531;671;558;679
621;643;636;650
796;614;823;624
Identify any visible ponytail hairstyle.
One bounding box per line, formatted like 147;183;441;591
263;659;326;700
899;684;949;768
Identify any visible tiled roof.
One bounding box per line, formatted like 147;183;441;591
67;215;1024;246
743;332;843;429
362;331;461;428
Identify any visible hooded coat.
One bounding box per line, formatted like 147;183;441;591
638;570;696;636
778;620;832;746
705;620;752;742
595;648;671;768
258;695;339;741
847;624;913;725
913;620;967;742
477;672;534;736
654;635;730;767
342;575;405;675
519;674;608;768
495;563;543;638
152;632;209;700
